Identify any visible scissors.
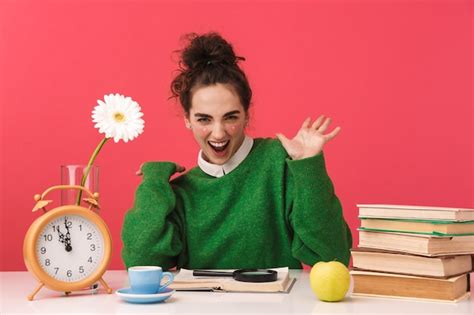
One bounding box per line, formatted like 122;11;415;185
193;269;278;283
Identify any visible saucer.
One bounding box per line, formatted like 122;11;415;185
116;287;174;304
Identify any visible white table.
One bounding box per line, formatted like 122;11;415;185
1;270;473;314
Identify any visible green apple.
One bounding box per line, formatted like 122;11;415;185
310;260;350;302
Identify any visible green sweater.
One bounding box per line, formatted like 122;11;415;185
121;138;352;270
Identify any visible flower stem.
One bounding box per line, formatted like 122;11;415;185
76;137;109;205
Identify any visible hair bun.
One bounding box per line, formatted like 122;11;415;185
181;32;243;69
171;32;252;113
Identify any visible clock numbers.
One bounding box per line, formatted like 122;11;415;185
36;215;104;282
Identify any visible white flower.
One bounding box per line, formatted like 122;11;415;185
92;93;145;143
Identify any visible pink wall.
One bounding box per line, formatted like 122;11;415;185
1;0;472;271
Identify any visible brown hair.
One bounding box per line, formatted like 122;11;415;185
170;32;252;114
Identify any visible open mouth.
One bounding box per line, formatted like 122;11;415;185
208;140;230;154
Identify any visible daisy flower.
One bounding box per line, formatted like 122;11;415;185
92;93;144;143
76;93;145;205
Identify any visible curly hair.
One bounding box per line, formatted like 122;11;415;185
170;32;252;114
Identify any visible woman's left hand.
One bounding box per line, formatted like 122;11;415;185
276;115;341;160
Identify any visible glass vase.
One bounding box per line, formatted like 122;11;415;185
60;165;99;206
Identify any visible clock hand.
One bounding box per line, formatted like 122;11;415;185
56;226;66;245
64;217;72;252
56;226;71;252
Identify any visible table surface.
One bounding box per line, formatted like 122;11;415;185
1;270;473;314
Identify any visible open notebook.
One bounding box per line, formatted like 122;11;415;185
169;267;295;293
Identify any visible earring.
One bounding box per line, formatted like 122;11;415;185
186;124;192;129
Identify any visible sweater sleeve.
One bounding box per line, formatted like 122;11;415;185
121;162;185;270
286;153;352;267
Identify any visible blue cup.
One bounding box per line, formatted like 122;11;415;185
128;266;174;294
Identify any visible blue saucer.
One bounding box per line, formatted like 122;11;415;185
116;287;174;304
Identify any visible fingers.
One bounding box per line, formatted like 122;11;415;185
325;126;341;141
301;117;311;129
175;164;186;173
276;133;290;147
311;115;325;130
308;115;335;134
309;115;341;140
136;163;144;176
302;116;337;134
318;117;332;133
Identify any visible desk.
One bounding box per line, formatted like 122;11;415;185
1;270;473;314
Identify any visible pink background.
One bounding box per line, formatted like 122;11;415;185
1;0;472;271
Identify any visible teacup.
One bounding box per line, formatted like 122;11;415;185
128;266;174;294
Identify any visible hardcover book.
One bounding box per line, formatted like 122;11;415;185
358;230;474;256
351;248;472;278
351;270;470;302
357;204;474;221
359;218;474;236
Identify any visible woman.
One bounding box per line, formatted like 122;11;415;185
121;32;352;270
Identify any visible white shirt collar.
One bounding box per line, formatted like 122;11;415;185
198;136;254;177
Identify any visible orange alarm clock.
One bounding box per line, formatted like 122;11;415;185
23;185;112;300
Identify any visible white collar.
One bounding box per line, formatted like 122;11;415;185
198;136;254;177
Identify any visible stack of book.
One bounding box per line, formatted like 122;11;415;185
350;204;474;302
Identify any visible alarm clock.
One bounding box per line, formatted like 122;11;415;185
23;185;112;300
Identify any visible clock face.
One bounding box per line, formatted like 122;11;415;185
35;214;105;282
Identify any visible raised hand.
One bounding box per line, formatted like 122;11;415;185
276;115;340;160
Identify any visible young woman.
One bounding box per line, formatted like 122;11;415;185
121;32;352;270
